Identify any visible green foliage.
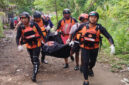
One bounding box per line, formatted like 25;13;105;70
97;0;129;69
34;0;66;14
15;0;34;14
51;15;62;29
0;21;3;38
0;0;34;15
0;12;5;38
96;0;129;54
33;0;86;18
0;12;5;16
0;0;8;10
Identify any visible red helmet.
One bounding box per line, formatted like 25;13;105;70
79;13;88;21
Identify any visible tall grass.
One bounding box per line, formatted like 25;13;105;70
0;21;4;38
96;1;129;54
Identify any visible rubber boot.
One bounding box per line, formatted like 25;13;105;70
88;69;94;77
32;63;39;82
74;65;79;71
31;56;40;82
83;81;89;85
63;63;69;68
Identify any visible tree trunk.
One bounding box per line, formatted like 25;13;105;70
55;0;58;25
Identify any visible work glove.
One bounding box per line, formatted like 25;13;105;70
66;39;70;44
18;45;23;52
41;40;44;44
46;25;51;31
69;41;75;47
44;41;54;46
110;44;115;55
54;31;58;35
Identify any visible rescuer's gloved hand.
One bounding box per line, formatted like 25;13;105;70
46;25;51;31
110;44;115;55
66;39;70;44
54;31;58;35
69;41;74;47
18;45;24;52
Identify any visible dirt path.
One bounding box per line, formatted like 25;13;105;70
0;30;124;85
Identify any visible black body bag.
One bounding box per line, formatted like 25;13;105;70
42;42;71;58
46;32;63;44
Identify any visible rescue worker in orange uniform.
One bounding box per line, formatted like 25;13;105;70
67;13;89;70
33;11;49;64
16;12;54;82
71;11;115;85
56;8;77;68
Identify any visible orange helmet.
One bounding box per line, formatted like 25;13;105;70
78;13;88;21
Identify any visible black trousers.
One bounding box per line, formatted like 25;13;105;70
27;47;41;81
41;44;46;62
27;47;40;65
81;48;99;80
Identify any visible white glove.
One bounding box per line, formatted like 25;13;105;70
54;31;58;35
110;44;115;55
66;39;70;44
44;41;54;46
74;40;80;44
46;25;51;31
69;41;74;47
41;40;44;44
18;45;23;52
